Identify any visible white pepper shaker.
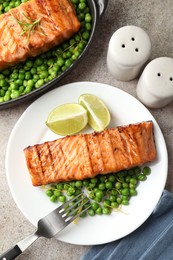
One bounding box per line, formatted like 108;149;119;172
107;25;151;81
136;57;173;108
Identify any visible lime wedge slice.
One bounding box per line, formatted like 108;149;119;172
46;103;88;136
78;94;111;131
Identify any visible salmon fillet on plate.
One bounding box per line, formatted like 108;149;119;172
24;121;157;186
0;0;80;70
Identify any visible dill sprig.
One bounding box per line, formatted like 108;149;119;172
10;12;47;45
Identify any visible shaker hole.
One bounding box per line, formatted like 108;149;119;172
157;73;161;77
170;77;173;81
135;48;139;52
122;44;125;48
131;37;135;41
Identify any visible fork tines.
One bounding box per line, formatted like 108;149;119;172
58;193;91;223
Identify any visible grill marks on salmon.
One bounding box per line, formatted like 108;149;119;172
0;0;80;70
24;121;157;186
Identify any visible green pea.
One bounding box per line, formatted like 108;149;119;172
75;180;83;188
108;195;116;202
58;195;66;203
30;68;37;75
39;71;49;79
33;75;40;81
54;190;62;197
111;202;119;208
110;189;117;196
35;79;44;88
16;79;23;85
96;190;104;199
116;197;122;204
46;190;54;197
130;178;138;185
56;183;64;190
138;174;147;181
91;202;99;211
25;71;32;80
15;1;21;7
11;90;20;99
10;72;18;80
130;188;137;196
52;65;60;72
98;183;105;190
0;79;7;88
103;200;111;207
26;60;34;68
18;73;25;80
96;207;103;215
35;58;43;66
19;86;25;94
122;183;128;188
78;2;86;10
103;206;111;215
88;209;95;216
4;6;11;12
85;13;92;22
105;182;113;189
115;182;121;189
0;89;5;97
68;187;76;195
85;22;91;31
108;175;116;182
27;79;35;88
65;59;72;67
94;197;102;203
121;188;130;196
24;85;33;93
122;199;129;206
50;195;58;202
3;3;8;8
4;94;11;102
89;192;95;200
142;166;151;175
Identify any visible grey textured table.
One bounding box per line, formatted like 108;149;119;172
0;0;173;259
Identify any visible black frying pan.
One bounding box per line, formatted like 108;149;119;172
0;0;108;110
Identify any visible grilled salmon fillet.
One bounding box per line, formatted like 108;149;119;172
0;0;80;70
24;121;157;186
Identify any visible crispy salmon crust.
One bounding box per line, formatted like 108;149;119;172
24;121;157;186
0;0;80;70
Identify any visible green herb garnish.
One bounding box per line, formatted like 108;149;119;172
10;12;46;45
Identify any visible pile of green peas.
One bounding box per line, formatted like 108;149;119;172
44;166;151;218
0;0;92;103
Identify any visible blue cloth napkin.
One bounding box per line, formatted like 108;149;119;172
82;190;173;260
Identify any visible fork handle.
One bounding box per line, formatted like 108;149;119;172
0;232;38;260
0;245;22;260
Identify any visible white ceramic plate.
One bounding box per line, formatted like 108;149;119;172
6;82;168;245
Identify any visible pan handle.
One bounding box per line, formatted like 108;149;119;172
95;0;108;17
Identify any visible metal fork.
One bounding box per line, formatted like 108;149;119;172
0;193;90;260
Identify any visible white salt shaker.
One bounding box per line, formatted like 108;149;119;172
136;57;173;108
107;25;151;81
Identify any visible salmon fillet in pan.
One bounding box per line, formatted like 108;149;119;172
0;0;80;70
24;121;157;186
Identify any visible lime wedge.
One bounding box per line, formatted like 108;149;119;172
78;94;111;131
46;103;88;136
